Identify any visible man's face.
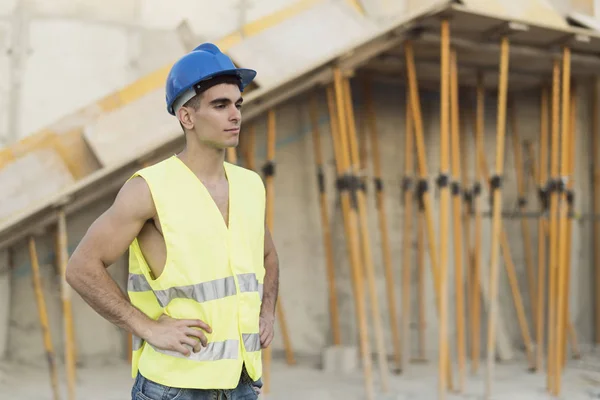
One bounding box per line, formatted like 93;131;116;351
180;83;243;149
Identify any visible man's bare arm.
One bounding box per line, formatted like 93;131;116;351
66;177;158;338
259;222;279;348
261;223;279;318
66;177;211;355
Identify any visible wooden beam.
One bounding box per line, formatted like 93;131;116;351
404;37;455;389
485;35;510;400
363;77;402;374
330;70;375;400
535;86;549;372
564;85;582;363
439;19;452;398
56;209;77;400
547;57;561;394
29;236;61;400
261;108;295;395
342;76;391;393
471;72;485;372
401;83;415;371
553;45;571;396
308;90;341;346
449;48;466;392
508;99;537;337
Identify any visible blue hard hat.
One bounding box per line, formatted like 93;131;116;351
165;43;256;115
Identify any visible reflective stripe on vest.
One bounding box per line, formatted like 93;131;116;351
128;272;263;306
129;271;263;361
131;333;261;357
238;273;264;300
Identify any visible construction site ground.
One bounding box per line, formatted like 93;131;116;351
2;352;600;399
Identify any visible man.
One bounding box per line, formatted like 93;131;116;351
66;43;279;400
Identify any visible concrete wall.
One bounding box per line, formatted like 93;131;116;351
2;78;595;366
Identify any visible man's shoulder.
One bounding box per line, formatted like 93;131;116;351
226;162;264;186
136;157;173;176
114;175;156;220
123;157;174;198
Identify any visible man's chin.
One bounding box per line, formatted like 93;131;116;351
225;138;240;148
218;141;239;151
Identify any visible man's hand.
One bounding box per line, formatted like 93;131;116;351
143;314;212;357
259;313;275;349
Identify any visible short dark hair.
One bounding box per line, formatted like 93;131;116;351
181;74;242;112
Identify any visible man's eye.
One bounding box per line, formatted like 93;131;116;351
236;104;243;109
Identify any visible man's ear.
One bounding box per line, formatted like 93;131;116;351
177;107;195;130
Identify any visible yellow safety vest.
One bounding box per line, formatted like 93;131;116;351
126;155;265;389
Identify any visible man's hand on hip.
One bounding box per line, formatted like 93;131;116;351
143;314;212;356
259;313;275;349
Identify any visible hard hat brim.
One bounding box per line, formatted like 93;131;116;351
197;67;257;89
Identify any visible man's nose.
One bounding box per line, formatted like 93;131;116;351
230;106;241;122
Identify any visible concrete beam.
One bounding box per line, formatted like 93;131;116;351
416;31;600;74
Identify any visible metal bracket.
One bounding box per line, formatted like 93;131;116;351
547;32;590;54
481;21;528;42
436;8;455;23
29;226;48;237
404;25;427;41
391;20;419;38
342;69;355;79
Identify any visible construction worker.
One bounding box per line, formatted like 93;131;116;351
66;43;278;399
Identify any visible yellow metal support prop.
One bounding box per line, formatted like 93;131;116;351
261;109;296;395
363;77;402;373
29;236;61;400
438;20;452;398
508;100;537;336
449;49;466;392
309;90;341;346
342;77;390;392
57;210;77;400
554;46;571;396
485;35;510;400
404;38;454;392
329;72;375;400
402;84;415;369
547;58;561;393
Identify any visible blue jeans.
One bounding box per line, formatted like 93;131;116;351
131;366;262;400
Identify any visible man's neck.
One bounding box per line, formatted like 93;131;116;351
176;140;226;183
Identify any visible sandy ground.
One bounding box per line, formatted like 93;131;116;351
2;354;600;399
